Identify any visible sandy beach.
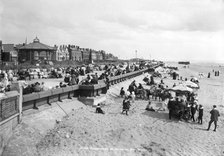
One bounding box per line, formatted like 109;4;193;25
3;62;224;156
35;62;224;156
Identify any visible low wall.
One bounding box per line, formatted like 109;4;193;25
21;64;162;110
0;91;20;156
22;85;79;111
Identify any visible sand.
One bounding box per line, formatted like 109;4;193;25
34;62;224;156
3;62;224;156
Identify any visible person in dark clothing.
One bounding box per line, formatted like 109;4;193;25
120;87;125;97
179;100;186;121
122;96;131;115
95;73;98;80
128;84;135;93
191;103;197;122
207;105;220;131
137;83;144;90
105;76;110;90
90;77;98;84
168;100;175;119
96;104;105;114
145;101;155;112
207;72;210;78
197;105;204;124
59;82;67;88
173;72;176;80
150;76;155;85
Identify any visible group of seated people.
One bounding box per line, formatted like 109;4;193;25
143;75;156;85
23;82;47;95
64;74;79;85
80;73;99;85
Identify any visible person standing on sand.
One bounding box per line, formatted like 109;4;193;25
207;105;220;131
197;105;203;124
207;72;210;78
120;87;125;97
191;103;197;122
168;99;175;120
122;96;131;115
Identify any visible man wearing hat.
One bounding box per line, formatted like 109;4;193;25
207;105;220;132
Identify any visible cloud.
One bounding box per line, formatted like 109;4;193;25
98;0;224;32
0;0;224;62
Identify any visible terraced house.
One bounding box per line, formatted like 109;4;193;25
55;45;69;61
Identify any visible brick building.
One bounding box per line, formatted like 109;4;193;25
81;48;91;62
68;45;82;61
2;44;18;63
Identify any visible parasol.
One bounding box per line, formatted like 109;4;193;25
170;84;193;93
184;81;199;88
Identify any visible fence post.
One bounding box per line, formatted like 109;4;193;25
18;83;23;123
11;82;23;123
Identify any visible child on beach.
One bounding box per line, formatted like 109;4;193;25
96;104;105;114
122;96;131;115
145;101;155;112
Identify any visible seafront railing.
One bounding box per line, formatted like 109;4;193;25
19;63;162;111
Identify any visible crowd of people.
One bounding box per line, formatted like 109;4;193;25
0;61;148;95
96;64;221;132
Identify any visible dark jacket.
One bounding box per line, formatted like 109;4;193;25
191;104;197;114
198;107;203;117
210;109;220;121
123;100;131;110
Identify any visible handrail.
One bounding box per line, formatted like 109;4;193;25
21;63;162;110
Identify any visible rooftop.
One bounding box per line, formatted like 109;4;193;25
19;37;55;51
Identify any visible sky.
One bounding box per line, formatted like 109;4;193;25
0;0;224;62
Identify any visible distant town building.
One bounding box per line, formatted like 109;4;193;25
1;37;118;65
18;37;56;63
2;44;18;63
81;48;91;62
68;45;82;61
105;53;118;60
55;45;69;61
90;50;104;62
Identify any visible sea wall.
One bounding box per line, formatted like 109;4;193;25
0;91;20;155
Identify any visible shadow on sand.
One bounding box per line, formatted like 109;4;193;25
142;110;179;125
194;127;208;131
